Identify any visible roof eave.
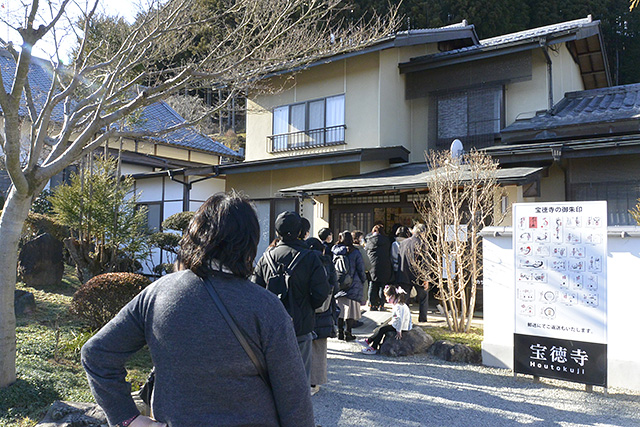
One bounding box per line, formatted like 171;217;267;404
219;146;409;175
261;27;478;80
278;165;545;197
399;23;601;74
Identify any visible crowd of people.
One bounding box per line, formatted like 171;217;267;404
80;192;429;426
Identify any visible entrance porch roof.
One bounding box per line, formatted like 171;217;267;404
278;162;545;197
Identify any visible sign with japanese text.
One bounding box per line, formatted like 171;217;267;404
514;334;607;385
513;201;607;386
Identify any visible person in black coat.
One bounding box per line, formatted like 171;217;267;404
252;212;329;383
398;223;429;322
318;227;333;252
364;224;393;311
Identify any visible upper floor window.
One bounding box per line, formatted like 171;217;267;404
269;94;345;152
435;86;503;149
570;181;640;226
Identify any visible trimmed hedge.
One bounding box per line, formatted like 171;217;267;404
70;272;151;329
161;211;194;232
24;212;68;241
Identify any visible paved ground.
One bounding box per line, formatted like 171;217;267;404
311;306;640;427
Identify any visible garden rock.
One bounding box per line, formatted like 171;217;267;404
14;289;36;316
36;401;107;426
18;233;64;287
428;339;481;364
379;327;434;357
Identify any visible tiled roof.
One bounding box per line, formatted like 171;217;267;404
279;162;544;195
0;50;238;158
0;51;64;122
479;16;593;48
502;83;640;134
263;21;479;78
394;20;472;36
409;16;596;62
128;101;240;158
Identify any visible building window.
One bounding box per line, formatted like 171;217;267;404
435;86;503;149
570;181;640;226
139;202;162;231
333;195;401;205
269;94;346;152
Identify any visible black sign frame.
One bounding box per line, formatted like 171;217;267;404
514;333;607;387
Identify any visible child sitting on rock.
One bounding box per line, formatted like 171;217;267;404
361;284;412;354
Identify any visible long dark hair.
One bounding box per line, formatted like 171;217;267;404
336;230;354;252
177;191;259;278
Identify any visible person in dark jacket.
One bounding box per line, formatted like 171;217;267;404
252;211;329;383
332;231;366;341
398;223;429;322
353;230;371;305
318;227;333;252
306;237;338;396
365;224;393;311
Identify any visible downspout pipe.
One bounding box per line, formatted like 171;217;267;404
167;167;220;211
540;37;554;110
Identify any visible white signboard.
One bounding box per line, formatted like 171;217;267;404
513;201;607;344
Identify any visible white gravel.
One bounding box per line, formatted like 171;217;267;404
312;338;640;427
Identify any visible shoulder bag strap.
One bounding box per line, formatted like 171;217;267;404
263;249;279;276
287;249;308;271
202;276;271;388
284;250;309;299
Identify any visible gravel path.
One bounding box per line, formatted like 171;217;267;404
312;338;640;427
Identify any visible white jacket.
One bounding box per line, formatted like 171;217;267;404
391;303;412;332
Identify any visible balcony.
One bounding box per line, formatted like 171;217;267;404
267;125;346;153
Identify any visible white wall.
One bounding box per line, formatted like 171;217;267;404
482;226;640;391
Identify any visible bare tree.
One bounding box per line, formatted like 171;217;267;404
0;0;397;387
413;149;504;333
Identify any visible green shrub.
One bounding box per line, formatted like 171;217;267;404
162;211;194;232
70;273;151;329
31;189;54;214
23;212;68;241
153;262;175;276
148;232;181;252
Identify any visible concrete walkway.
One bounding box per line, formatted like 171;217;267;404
313;305;640;427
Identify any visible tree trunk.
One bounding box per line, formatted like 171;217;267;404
0;188;33;388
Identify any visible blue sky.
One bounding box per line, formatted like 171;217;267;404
0;0;147;61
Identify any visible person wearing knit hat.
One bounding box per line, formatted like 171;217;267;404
275;211;302;241
252;212;329;386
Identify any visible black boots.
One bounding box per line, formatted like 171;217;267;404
337;319;356;341
344;319;356;341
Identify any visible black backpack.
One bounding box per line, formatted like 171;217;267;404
263;249;309;304
334;253;353;291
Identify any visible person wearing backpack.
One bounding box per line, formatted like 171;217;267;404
252;211;329;383
332;231;366;341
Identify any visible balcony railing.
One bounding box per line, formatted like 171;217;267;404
267;125;346;153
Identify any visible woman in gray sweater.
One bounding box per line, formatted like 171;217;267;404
81;192;314;427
